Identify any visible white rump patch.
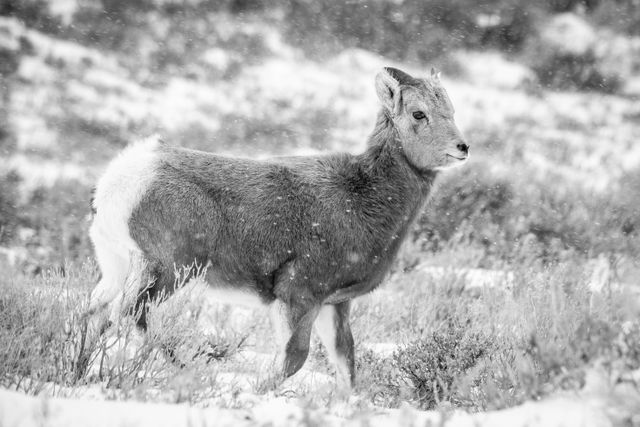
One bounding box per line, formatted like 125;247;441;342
88;136;161;316
91;135;161;254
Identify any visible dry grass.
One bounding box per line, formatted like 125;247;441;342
0;264;250;403
352;261;640;411
1;252;637;412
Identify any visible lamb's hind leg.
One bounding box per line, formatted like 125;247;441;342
83;227;151;375
130;267;190;365
88;252;149;334
85;232;129;345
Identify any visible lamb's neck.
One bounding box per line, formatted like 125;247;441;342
360;110;436;199
345;110;437;243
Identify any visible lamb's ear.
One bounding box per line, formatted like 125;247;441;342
375;68;401;112
386;67;415;85
376;67;415;112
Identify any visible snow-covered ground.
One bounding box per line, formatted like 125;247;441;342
2;364;638;426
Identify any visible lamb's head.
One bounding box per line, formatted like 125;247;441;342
375;67;468;171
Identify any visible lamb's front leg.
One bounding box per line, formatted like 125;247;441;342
314;301;355;390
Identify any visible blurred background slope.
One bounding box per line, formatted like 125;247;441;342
0;0;638;278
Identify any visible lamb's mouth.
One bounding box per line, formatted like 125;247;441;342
446;154;467;161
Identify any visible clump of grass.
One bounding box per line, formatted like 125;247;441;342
0;262;247;402
89;266;247;400
0;262;98;394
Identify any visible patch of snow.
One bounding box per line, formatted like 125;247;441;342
413;265;515;290
46;0;79;26
4;154;91;194
362;342;398;357
2;364;638;427
0;23;20;51
0;388;251;427
587;255;612;294
12;113;57;151
251;397;313;425
539;13;597;55
156;77;222;131
18;57;57;84
201;48;231;71
83;68;141;95
455;51;535;90
261;29;298;60
0;246;28;267
328;48;387;74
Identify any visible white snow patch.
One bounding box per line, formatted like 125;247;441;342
18;57;56;84
413;265;515;290
202;48;231;70
2;365;638;427
4;155;90;193
362;342;398;357
0;388;250;427
455;50;535;90
0;246;29;267
540;13;597;55
47;0;79;26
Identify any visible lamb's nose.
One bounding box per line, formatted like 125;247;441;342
457;143;469;154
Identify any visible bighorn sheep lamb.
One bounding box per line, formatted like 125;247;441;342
87;67;469;389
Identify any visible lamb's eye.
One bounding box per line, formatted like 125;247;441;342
412;111;426;120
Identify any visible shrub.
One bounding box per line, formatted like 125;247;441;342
590;0;640;36
0;263;98;393
531;48;623;93
394;321;495;409
355;262;637;411
0;171;20;244
70;0;151;51
355;349;402;407
0;45;20;77
284;0;540;61
415;159;639;267
0;264;240;399
418;165;513;251
610;168;640;252
0;0;62;34
18;180;93;269
545;0;602;13
526;13;625;93
96;272;219;393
